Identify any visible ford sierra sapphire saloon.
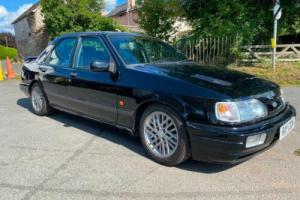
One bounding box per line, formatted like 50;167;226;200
20;32;296;166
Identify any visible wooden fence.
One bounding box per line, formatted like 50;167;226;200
175;36;235;66
240;44;300;62
176;37;300;65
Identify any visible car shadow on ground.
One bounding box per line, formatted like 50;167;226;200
17;97;237;173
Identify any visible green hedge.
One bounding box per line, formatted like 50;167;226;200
0;45;17;60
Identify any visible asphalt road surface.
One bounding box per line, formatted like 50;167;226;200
0;80;299;200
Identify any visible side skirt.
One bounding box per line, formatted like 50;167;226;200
50;104;136;136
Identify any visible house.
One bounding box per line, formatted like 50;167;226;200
12;3;48;58
106;0;142;33
107;0;192;39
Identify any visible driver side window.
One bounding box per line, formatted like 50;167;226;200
75;37;110;70
48;38;77;67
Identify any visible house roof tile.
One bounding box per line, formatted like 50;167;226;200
12;2;40;25
106;3;128;17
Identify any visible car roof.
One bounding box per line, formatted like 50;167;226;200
55;31;143;40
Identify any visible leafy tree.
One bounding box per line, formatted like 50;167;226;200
280;0;300;36
136;0;300;44
180;0;271;43
0;32;16;48
179;0;300;44
136;0;181;41
41;0;126;39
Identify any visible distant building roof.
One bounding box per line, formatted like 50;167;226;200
106;3;128;17
12;3;40;25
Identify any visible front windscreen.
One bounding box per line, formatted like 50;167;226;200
109;35;187;65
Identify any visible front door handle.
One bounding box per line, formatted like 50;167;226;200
70;72;78;78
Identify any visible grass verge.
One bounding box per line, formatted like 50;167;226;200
294;149;300;156
229;62;300;86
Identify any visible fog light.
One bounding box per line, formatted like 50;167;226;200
246;133;266;148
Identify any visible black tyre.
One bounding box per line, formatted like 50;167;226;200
30;82;54;116
139;104;190;166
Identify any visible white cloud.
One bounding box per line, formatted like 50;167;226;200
0;4;33;33
0;5;8;17
104;0;117;14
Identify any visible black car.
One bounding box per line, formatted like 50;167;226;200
20;32;296;166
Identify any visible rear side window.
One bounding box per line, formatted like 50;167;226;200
48;38;77;67
75;37;110;70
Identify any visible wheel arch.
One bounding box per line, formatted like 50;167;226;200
28;79;44;95
133;96;188;137
28;79;50;106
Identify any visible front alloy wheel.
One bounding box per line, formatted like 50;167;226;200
140;105;190;166
143;111;179;158
31;86;44;113
30;83;54;116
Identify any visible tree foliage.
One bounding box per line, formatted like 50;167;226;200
136;0;180;41
0;32;16;48
41;0;126;39
180;0;300;44
136;0;300;44
280;0;300;36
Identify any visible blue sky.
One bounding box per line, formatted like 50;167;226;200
0;0;127;32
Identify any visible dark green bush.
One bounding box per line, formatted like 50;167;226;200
0;45;17;60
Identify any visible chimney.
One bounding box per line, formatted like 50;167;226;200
128;0;136;10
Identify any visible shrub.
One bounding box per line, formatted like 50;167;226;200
0;45;17;60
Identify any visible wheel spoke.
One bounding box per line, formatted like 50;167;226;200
161;141;165;155
165;136;177;149
164;137;170;154
32;89;44;112
154;140;162;149
146;125;156;135
152;117;159;131
149;137;160;146
161;118;170;127
168;127;177;133
145;130;156;139
165;122;175;130
165;130;177;140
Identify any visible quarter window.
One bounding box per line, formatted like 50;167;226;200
75;37;110;70
48;38;77;67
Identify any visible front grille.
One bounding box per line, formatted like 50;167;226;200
259;95;285;118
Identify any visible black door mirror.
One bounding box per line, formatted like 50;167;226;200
90;61;109;72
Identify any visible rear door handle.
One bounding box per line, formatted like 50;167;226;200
70;72;78;78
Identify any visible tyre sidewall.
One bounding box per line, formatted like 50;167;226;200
30;83;48;116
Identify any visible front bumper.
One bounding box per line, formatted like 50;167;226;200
20;81;30;96
187;104;296;164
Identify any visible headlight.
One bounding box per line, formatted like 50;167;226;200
215;99;267;123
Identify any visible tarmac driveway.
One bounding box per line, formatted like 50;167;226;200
0;80;299;200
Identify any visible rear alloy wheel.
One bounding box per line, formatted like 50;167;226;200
140;105;190;166
30;83;53;116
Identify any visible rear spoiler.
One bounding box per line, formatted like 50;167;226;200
24;56;38;63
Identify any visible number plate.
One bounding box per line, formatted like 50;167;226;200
280;117;295;140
